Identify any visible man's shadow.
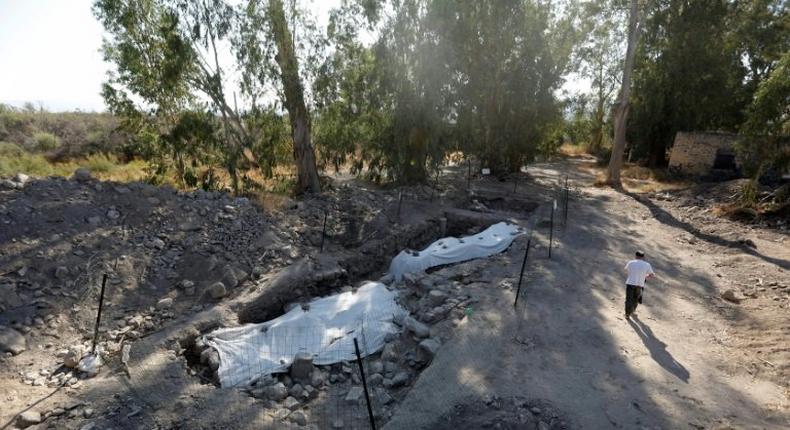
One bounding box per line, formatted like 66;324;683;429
629;317;690;383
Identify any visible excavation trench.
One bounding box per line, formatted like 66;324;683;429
181;198;537;427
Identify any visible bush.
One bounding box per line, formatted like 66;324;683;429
0;141;25;157
79;153;116;173
0;152;56;177
33;132;60;151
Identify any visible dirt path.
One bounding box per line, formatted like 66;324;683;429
386;158;789;429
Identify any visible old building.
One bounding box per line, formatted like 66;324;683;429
668;132;740;176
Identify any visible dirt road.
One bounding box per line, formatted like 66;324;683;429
386;158;789;429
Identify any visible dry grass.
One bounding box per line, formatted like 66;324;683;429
558;143;590;157
591;163;690;193
0;150;149;183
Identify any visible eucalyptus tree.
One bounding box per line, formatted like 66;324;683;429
94;0;257;191
575;0;626;154
96;0;323;194
605;0;646;185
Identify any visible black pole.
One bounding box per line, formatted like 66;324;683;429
397;190;403;221
513;170;518;193
320;211;327;252
513;237;531;308
92;273;108;354
467;159;471;190
549;202;555;259
354;337;377;430
564;176;569;226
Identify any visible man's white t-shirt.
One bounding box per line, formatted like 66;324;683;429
625;259;654;287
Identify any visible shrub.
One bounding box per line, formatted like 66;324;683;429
0;141;25;157
33;132;60;151
79;153;116;173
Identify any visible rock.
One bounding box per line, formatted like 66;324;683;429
0;326;27;355
369;361;384;374
375;388;394;404
368;373;383;386
378;273;394;284
381;342;398;361
310;370;325;387
289;383;303;398
530;407;542;415
332;419;344;429
62;345;85;368
427;290;447;306
54;266;69;279
290;353;315;383
208;282;227;299
345;386;363;404
150;238;165;249
106;209;121;220
80;423;96;430
389;371;410;388
404;316;430;338
266;383;288;401
418;338;441;360
283;396;300;410
721;289;743;304
72;168;92;182
207;350;220;371
222;265;238;288
87;216;102;225
274;408;291;420
538;421;550;430
17;411;41;427
156;298;174;309
15;173;30;184
83;408;94;418
289;410;307;426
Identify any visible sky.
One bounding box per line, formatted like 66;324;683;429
0;0;589;113
0;0;108;112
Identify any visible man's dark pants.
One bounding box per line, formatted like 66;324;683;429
625;284;643;316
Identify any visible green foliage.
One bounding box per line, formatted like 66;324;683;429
0;142;25;157
314;0;571;183
628;0;750;165
736;47;790;178
0;104;121;158
739;179;759;207
33;132;60;151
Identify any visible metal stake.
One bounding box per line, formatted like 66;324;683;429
467;158;471;190
564;175;569;226
320;211;327;252
513;237;531;308
549;201;555;259
397;190;403;220
92;273;108;354
354;338;377;430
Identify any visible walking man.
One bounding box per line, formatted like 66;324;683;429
624;250;655;319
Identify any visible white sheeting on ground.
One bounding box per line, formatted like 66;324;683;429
206;282;406;387
388;221;525;281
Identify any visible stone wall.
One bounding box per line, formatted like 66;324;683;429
668;132;739;176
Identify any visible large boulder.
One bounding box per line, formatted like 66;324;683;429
0;326;27;355
72;168;92;182
290;353;315;383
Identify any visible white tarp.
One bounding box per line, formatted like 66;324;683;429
205;282;406;387
388;222;525;281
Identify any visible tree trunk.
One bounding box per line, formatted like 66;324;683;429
606;0;644;185
268;0;321;194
